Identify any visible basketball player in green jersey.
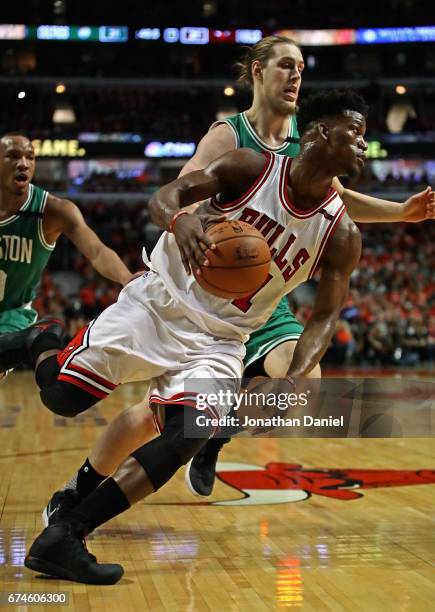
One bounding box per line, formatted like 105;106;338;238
40;36;435;515
0;133;137;380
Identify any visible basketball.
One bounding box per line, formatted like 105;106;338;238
193;220;271;299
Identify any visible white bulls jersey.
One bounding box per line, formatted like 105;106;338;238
150;152;346;341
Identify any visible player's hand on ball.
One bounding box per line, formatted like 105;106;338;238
172;212;226;275
200;213;228;232
402;186;435;222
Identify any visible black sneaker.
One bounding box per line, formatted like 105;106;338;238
25;521;124;585
42;489;82;527
185;438;230;497
0;317;65;372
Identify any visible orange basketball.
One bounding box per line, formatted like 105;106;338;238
193;220;271;299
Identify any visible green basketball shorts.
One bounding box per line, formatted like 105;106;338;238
244;297;303;368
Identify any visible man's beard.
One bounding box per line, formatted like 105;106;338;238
271;97;296;117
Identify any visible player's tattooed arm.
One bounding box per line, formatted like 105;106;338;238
333;177;435;223
287;214;362;378
149;148;264;274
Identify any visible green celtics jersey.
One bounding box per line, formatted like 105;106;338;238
220;111;300;157
215;111;304;362
0;184;55;313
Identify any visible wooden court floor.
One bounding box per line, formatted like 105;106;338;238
1;371;435;611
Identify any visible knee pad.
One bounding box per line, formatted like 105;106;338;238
165;407;212;464
36;355;99;417
131;407;212;490
35;355;60;388
40;380;99;417
131;433;184;491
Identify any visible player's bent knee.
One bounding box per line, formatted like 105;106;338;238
40;381;99;417
131;406;213;490
306;363;322;379
35;354;61;388
263;341;322;379
36;354;102;417
167;407;213;463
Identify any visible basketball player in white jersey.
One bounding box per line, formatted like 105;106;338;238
33;36;435;520
41;35;435;510
19;89;368;583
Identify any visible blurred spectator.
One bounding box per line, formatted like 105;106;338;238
366;316;395;365
31;199;434;368
2;82;435;142
327;320;356;366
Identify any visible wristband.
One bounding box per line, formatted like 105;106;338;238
168;210;190;233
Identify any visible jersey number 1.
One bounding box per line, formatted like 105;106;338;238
231;273;273;313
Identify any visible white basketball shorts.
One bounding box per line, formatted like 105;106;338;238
56;272;244;420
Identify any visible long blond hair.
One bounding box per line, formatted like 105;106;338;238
235;35;300;88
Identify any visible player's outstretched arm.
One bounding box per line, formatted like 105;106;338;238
149;148;264;274
44;195;134;286
287;215;362;378
333;178;435;223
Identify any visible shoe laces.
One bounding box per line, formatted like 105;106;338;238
68;523;97;563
